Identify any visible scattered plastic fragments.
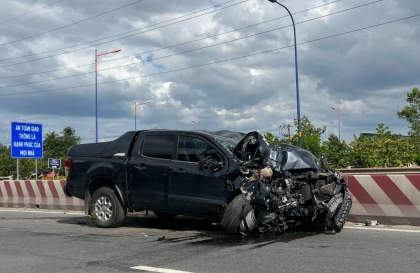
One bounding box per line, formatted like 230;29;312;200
365;220;378;226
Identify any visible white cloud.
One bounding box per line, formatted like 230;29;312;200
0;0;418;146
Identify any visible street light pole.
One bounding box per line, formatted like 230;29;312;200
192;120;200;129
95;47;121;143
87;129;96;141
332;107;340;141
134;100;151;130
267;0;301;147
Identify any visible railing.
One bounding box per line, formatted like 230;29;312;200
0;176;13;181
337;167;420;174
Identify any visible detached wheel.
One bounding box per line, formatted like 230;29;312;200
153;211;177;219
90;187;126;228
221;194;253;234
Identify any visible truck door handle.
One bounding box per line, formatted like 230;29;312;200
172;169;186;174
134;164;146;171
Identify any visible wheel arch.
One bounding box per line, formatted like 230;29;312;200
84;178;125;215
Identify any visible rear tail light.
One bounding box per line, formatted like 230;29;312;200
65;159;71;180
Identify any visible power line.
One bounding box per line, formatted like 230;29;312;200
0;0;67;26
0;0;147;47
0;0;243;63
0;0;83;33
0;0;383;89
0;0;345;79
81;135;120;141
1;12;418;97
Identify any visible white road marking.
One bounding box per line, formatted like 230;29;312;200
344;226;420;233
130;266;194;273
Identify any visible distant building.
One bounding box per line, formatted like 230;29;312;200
358;133;410;141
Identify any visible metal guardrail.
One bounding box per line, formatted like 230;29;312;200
0;176;13;181
336;167;420;174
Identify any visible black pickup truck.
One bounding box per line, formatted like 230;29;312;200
64;130;352;234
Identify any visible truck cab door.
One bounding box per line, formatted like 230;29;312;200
127;134;176;211
168;135;227;217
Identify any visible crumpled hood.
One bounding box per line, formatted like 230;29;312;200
233;131;319;172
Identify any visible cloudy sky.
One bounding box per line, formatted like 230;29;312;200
0;0;419;145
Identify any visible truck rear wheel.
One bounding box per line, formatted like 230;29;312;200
90;187;126;228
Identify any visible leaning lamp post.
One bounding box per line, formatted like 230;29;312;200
134;100;151;130
192;120;200;129
332;106;340;141
267;0;302;147
95;47;121;143
87;128;96;140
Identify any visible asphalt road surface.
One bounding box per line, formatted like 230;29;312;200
0;208;419;273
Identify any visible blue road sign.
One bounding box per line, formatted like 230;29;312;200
48;158;61;169
11;122;43;159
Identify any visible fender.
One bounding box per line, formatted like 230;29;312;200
84;182;127;215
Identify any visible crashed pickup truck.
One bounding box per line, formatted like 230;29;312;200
64;129;351;234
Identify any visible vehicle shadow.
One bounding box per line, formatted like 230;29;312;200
56;213;222;231
56;213;320;247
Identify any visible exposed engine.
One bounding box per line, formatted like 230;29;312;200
221;131;352;235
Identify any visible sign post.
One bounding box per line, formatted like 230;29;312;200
11;122;43;180
48;158;61;180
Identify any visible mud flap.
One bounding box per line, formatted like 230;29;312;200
84;190;91;216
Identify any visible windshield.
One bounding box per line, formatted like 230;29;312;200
200;130;244;157
212;136;238;155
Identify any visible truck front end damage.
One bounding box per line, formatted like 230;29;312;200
220;132;352;235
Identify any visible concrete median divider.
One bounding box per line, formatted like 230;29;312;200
1;172;420;226
340;167;420;226
345;173;420;225
0;180;84;211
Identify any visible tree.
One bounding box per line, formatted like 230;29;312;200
38;127;81;175
264;132;281;146
291;116;327;157
397;87;420;135
397;87;420;153
350;123;413;168
321;134;351;168
0;144;14;177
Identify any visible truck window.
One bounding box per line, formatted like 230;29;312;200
142;135;175;160
177;136;217;163
177;136;200;162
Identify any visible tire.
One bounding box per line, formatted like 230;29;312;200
221;194;253;234
90;187;126;228
153;211;177;219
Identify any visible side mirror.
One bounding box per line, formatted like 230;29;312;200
198;155;222;172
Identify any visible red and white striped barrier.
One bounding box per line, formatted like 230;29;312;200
1;175;420;226
0;180;84;211
347;174;420;225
